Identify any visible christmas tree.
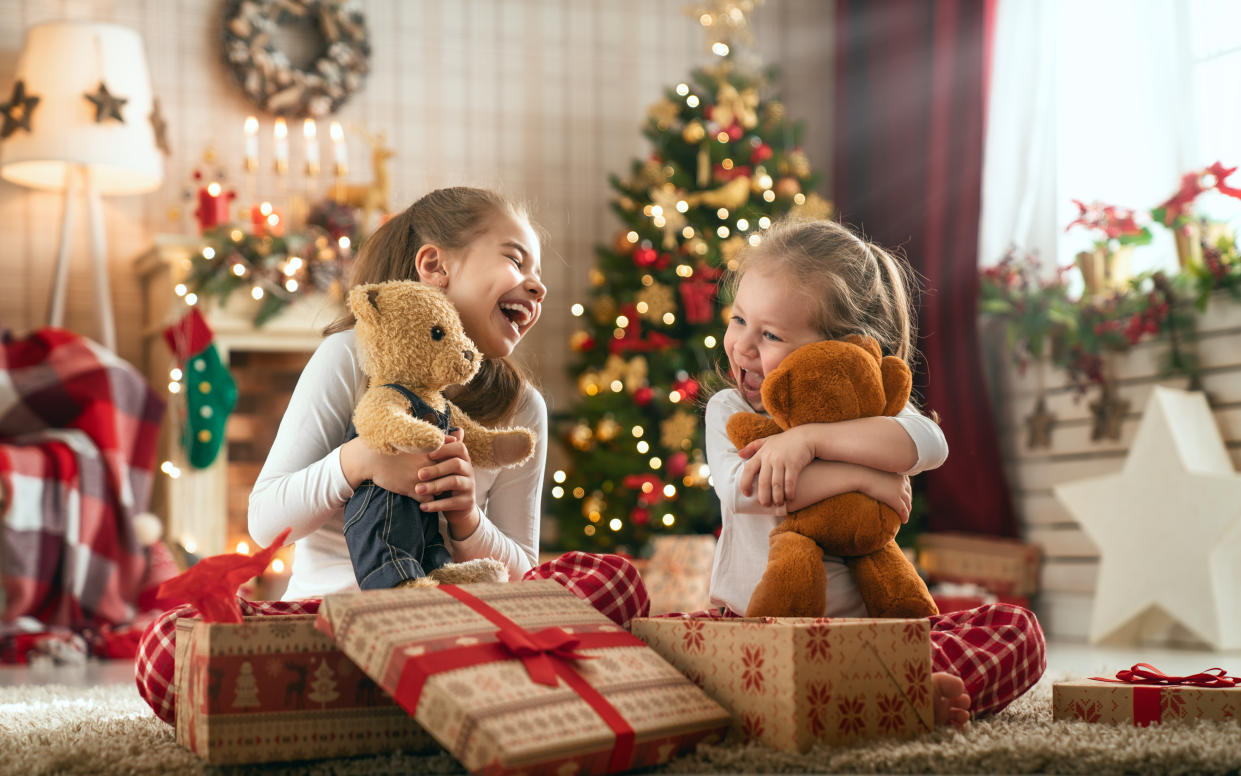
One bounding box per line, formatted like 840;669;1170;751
547;4;830;553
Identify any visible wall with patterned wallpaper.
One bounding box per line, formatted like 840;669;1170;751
0;0;833;414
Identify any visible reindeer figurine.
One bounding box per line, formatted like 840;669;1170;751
333;128;394;236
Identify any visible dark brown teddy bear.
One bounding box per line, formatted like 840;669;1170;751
726;335;939;619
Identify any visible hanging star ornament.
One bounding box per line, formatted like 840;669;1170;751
0;79;40;139
1089;382;1130;441
84;81;127;123
149;97;170;155
1054;387;1241;649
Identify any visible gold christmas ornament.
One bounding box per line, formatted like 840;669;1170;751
577;371;601;396
569;422;595;451
636;282;677;322
582;492;605;520
785;149;811;179
648;184;688;249
591;296;618;325
613;231;636;255
774;177;801;199
712;82;759;130
661;410;700;450
569;330;593;351
763;100;786;125
682;120;706;144
789;192;833;222
596;416;621;442
635;160;668;189
648;98;681;129
686;176;751;211
589;268;607;287
618;196;637;212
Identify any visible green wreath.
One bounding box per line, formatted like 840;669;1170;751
222;0;370;118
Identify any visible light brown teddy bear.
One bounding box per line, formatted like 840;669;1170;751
343;280;535;590
726;335;938;619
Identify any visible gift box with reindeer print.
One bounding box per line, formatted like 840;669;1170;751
173;614;435;764
630;615;934;753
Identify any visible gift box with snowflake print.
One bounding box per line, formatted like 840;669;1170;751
630;615;934;752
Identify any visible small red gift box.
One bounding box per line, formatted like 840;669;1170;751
316;580;731;775
174;614;435;764
1053;664;1241;726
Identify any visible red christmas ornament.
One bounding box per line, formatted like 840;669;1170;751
622;473;664;505
666;451;689;478
634;246;659;267
634;386;655;405
750;143;773;165
672;376;701;403
713;163;753;183
726;122;744;141
630;507;651;525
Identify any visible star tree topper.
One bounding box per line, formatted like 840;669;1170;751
1054;387;1241;649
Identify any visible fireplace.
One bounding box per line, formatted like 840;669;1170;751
136;237;345;565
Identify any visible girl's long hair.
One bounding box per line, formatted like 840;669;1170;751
325;187;536;425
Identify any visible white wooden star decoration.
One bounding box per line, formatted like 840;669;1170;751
1054;386;1241;649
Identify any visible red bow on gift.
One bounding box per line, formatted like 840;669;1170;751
156;528;291;623
495;626;594;687
1092;663;1238;689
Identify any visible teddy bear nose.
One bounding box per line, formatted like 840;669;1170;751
463;349;474;362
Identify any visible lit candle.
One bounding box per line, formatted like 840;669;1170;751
303;118;320;177
273;117;289;174
330;121;347;177
194;181;233;233
243;116;259;172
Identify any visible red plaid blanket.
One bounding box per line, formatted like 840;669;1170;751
1;328;166;628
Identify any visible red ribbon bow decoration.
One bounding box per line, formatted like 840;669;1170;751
156;527;291;623
1092;663;1238;689
494;626;594;687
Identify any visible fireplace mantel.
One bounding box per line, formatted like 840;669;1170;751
135;235;345;556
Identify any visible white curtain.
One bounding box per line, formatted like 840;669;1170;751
978;0;1238;279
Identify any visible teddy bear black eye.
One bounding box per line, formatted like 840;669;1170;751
430;325;445;341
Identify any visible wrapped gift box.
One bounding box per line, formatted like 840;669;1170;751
316;580;731;775
174;614;436;765
629;615;934;753
643;535;717;614
1053;678;1241;726
916;532;1041;597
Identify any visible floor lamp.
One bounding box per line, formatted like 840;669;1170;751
0;21;164;353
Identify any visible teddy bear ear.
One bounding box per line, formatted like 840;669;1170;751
880;355;912;416
348;284;383;324
840;334;882;363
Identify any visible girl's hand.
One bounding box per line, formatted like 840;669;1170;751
341;436;436;501
855;468;912;523
416;429;481;539
738;427;816;507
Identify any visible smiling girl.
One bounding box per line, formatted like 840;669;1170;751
704;217;1045;727
249;187;549;598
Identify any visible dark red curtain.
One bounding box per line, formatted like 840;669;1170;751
832;0;1016;536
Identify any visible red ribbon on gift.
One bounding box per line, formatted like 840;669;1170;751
393;584;645;773
1090;663;1238;726
1091;663;1238;689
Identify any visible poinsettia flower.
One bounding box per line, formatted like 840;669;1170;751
157;528;292;623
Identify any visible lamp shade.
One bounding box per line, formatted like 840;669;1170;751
1;21;162;195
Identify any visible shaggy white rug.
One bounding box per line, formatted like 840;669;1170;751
1;674;1239;775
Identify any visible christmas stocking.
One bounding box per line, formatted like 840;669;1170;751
163;308;237;468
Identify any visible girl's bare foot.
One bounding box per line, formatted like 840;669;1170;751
932;671;971;727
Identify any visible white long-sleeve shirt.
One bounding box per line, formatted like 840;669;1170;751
249;330;547;600
704;388;948;617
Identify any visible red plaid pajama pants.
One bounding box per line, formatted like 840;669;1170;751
135;552;1042;725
